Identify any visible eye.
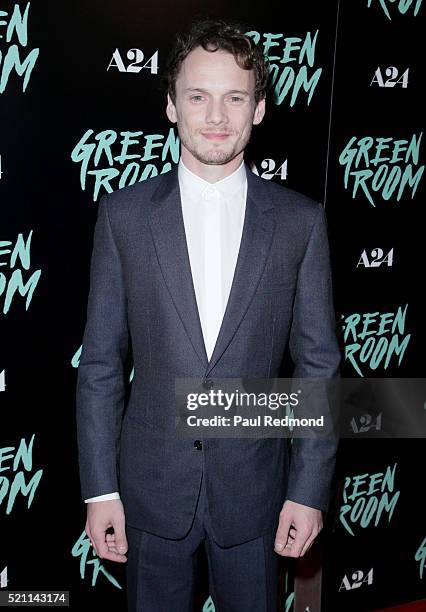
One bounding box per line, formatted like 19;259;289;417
190;94;205;102
229;96;244;103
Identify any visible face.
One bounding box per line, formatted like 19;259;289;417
166;46;265;169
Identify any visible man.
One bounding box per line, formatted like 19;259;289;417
76;18;340;611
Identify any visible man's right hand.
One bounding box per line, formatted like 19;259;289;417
85;499;128;563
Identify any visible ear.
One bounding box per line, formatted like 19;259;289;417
253;97;266;126
166;93;177;124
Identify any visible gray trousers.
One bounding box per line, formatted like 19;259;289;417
125;472;279;611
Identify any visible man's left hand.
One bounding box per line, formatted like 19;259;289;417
274;500;323;557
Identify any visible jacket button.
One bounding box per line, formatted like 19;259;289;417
194;440;203;450
202;379;214;389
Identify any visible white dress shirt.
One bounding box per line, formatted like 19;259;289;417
85;159;247;503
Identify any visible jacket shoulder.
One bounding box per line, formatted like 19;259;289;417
249;171;323;225
265;177;320;210
102;170;170;209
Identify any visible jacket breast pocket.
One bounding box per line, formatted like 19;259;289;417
256;276;295;295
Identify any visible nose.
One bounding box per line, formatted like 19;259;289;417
205;98;228;125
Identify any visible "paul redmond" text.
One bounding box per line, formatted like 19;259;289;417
186;415;324;427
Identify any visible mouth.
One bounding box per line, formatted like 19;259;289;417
201;131;232;141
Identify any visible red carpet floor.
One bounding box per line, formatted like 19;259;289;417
373;600;426;612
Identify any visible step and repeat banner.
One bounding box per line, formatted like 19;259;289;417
1;1;425;610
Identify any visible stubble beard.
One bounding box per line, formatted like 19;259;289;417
179;127;253;166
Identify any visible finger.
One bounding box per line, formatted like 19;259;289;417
300;521;322;557
274;537;295;558
98;549;127;563
286;527;312;558
92;529;112;560
107;544;119;554
302;540;314;557
85;521;92;541
275;522;301;557
274;504;294;554
107;543;119;552
300;530;318;557
106;534;118;551
274;511;294;553
85;521;96;550
113;520;128;555
92;533;127;562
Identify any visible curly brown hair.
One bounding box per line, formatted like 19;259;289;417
165;19;269;104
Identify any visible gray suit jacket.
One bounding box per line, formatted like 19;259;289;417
76;164;340;547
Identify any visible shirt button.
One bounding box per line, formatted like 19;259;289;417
202;186;218;200
194;440;203;450
202;379;214;389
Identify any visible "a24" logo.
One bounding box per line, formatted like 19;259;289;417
107;48;158;74
339;568;373;591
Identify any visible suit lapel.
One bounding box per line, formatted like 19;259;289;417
205;168;276;374
149;166;209;368
148;164;276;375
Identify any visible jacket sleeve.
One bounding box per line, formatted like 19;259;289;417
76;194;129;501
286;203;341;512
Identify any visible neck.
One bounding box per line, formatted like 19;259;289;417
180;148;244;183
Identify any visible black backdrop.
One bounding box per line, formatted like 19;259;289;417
1;1;425;610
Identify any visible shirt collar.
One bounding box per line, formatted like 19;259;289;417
178;158;247;201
